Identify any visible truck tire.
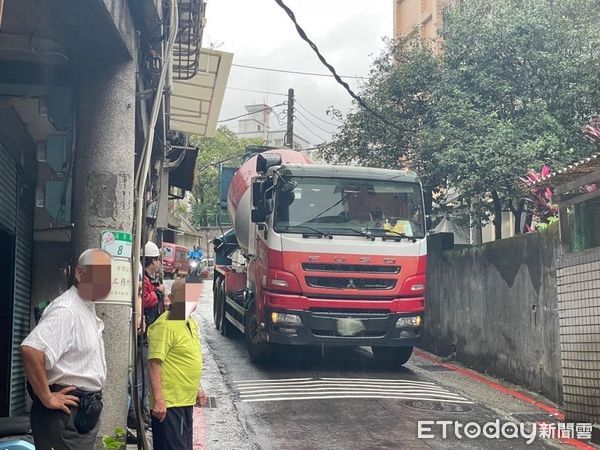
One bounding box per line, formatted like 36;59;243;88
245;303;271;364
372;346;413;367
217;280;234;337
213;277;223;330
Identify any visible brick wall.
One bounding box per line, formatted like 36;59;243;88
557;247;600;423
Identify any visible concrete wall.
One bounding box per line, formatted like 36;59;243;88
423;226;563;404
557;247;600;422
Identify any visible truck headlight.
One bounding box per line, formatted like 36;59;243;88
271;279;289;287
271;312;302;325
396;315;422;328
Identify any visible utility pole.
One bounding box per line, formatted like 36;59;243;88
72;59;136;447
285;88;294;148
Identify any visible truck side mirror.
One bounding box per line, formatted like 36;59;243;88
426;215;433;231
256;153;282;174
252;181;264;208
251;207;267;224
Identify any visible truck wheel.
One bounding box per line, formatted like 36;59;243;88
213;277;223;330
372;346;413;367
245;303;270;364
217;280;234;337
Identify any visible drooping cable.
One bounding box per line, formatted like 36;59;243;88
272;0;401;132
232;63;367;80
293;115;328;143
294;109;336;135
295;100;341;127
217;103;285;123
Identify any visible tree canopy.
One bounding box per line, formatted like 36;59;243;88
323;0;600;236
189;127;260;227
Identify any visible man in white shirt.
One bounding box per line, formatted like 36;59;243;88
21;248;112;450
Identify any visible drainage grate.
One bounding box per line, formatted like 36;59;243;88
405;400;472;413
418;364;454;372
512;413;560;424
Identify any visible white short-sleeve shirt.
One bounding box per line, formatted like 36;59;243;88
21;286;106;392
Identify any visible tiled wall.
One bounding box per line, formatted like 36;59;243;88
557;247;600;422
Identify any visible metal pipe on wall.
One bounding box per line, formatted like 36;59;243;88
130;1;179;448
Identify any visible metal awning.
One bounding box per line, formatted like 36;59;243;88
526;152;600;192
170;48;233;137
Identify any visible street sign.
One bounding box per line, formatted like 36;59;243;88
101;230;133;259
96;258;132;305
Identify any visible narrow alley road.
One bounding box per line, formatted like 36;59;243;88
170;280;573;450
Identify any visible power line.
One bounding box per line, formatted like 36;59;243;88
295;100;341;127
273;0;401;133
294;116;329;143
295;109;336;135
232;63;367;80
196;152;246;174
217;103;285;123
226;86;288;97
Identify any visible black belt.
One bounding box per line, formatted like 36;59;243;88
49;384;103;399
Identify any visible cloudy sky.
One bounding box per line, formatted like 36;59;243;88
203;0;393;145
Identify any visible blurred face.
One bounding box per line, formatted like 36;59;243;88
168;277;201;320
148;256;161;275
75;251;112;301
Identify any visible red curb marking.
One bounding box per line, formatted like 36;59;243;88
193;405;207;449
413;348;596;449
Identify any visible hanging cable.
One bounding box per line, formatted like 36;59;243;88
272;0;402;133
226;86;288;96
295;100;341;127
294;109;337;135
232;63;367;80
217;103;285;123
294;115;328;143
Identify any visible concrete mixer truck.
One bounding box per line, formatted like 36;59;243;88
212;148;428;365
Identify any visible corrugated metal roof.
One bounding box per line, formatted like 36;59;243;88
526;152;600;188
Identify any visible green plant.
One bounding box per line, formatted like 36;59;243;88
102;427;126;450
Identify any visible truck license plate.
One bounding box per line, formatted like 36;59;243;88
336;318;365;336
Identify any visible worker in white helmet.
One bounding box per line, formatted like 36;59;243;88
142;241;164;325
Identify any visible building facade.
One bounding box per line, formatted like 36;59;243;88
393;0;450;44
233;103;323;162
0;0;229;442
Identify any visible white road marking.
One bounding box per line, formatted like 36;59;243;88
241;394;474;404
322;377;436;384
237;384;453;394
234;379;438;388
233;377;472;404
234;377;313;384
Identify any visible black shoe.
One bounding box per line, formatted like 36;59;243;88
126;429;138;444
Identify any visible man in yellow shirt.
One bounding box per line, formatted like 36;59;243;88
147;276;206;450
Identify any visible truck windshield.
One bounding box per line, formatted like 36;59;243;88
274;176;426;238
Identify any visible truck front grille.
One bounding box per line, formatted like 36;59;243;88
302;263;400;274
305;277;396;290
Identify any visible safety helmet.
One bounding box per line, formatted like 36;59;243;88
144;241;161;257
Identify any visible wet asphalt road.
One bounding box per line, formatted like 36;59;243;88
170;280;569;450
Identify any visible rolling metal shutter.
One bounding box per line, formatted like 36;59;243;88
0;144;17;233
11;179;33;416
0;143;33;416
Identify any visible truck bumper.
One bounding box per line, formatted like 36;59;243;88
264;292;423;347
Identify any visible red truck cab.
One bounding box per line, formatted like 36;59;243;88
161;242;189;278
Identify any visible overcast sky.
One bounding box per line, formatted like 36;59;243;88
203;0;392;145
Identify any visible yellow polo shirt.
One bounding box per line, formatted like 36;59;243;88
147;312;202;408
